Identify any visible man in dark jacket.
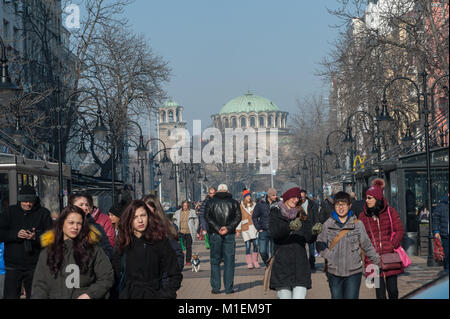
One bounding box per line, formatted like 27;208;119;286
433;194;449;274
300;189;319;272
319;194;335;224
253;188;277;266
204;184;241;294
0;185;53;298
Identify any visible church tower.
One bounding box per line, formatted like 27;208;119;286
158;100;187;152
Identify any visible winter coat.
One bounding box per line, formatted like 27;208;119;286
359;200;405;277
236;202;258;242
112;236;182;299
319;196;334;224
86;214;113;260
199;196;213;231
253;196;275;232
204;192;241;235
351;199;365;218
0;201;53;269
31;227;114;299
91;207;116;248
301;198;320;224
268;201;316;290
433;196;449;238
316;211;380;277
173;209;199;242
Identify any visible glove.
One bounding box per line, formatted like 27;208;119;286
312;223;323;236
289;218;302;231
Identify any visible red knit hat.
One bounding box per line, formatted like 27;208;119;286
243;189;251;199
282;187;302;202
366;179;385;201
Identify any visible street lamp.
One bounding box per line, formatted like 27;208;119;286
0;35;20;96
381;69;449;267
302;151;326;201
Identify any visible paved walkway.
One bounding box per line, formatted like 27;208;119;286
177;237;444;299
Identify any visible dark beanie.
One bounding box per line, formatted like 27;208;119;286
18;185;37;202
109;202;124;218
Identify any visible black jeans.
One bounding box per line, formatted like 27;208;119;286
4;268;34;299
376;275;398;299
181;233;193;264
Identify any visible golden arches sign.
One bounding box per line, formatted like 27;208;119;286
353;155;366;172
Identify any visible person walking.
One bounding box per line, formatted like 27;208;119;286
236;190;260;269
112;200;182;299
85;194;116;249
316;191;381;299
142;195;184;272
204;184;241;294
69;194;113;259
300;189;320;273
269;186;322;299
433;193;449;274
358;179;405;299
173;201;199;267
108;201;127;247
319;193;335;223
253;188;277;266
31;205;114;299
200;187;216;236
0;185;53;299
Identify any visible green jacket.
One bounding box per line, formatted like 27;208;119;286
31;227;114;299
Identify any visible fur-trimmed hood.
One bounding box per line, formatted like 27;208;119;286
40;225;102;248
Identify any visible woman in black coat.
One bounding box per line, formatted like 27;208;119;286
112;200;182;299
269;187;320;299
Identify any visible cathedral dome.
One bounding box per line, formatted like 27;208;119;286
219;91;280;115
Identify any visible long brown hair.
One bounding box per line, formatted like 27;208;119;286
116;200;166;254
47;205;94;277
141;195;178;240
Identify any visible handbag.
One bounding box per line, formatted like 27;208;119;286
204;233;210;250
263;255;275;293
433;237;445;262
387;207;411;268
367;216;402;271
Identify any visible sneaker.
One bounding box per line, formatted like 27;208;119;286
314;250;320;257
225;289;236;295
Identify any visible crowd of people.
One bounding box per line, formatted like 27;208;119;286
0;179;448;299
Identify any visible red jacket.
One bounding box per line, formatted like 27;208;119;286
359;199;405;277
91;207;116;248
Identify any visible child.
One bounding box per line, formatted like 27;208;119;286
316;191;380;299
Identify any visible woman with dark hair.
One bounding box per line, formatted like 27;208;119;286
112;200;182;299
359;179;405;299
31;205;114;299
142;195;184;271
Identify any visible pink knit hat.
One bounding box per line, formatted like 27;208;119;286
366;179;385;201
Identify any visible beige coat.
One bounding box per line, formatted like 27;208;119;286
236;202;258;242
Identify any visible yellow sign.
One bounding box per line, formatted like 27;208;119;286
353;155;366;172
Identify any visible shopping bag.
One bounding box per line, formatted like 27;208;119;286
204;233;210;250
179;236;185;251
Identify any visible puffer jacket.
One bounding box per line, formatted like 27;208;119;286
204;192;241;234
269;201;316;290
433;196;449;238
359;199;405;277
31;226;114;299
91;207;116;248
316;211;380;277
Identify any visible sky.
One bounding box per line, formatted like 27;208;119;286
124;0;341;132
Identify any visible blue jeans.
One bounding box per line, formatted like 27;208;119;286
327;272;362;299
442;236;449;272
308;242;316;268
245;238;258;254
258;231;274;265
209;232;236;293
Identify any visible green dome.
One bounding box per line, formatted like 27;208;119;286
219;91;280;115
161;100;180;108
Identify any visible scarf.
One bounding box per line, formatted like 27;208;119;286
278;201;299;220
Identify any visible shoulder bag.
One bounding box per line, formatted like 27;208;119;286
387;207;411;268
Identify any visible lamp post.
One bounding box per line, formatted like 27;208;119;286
145;138;170;194
302;151;326;201
0;35;20;96
380;70;449;267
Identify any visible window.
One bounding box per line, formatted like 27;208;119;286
268;116;272;127
259;116;265;127
168;110;174;122
224;118;229;128
240;117;246;128
250;117;256;128
232;117;237;128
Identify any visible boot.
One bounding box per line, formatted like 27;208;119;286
246;254;254;269
252;252;260;268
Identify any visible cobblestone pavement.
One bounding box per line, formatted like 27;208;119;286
177;239;444;299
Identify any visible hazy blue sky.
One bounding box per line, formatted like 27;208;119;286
124;0;341;131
